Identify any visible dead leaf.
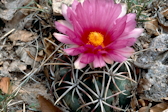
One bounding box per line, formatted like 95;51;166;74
16;46;38;68
0;77;11;94
16;110;34;112
150;102;168;112
0;61;3;65
138;99;149;107
160;24;168;33
130;96;138;111
43;36;56;58
163;108;168;112
139;106;150;112
8;30;37;42
137;78;152;94
161;8;168;20
26;50;44;62
158;8;168;27
12;82;53;110
144;18;159;36
8;60;27;72
1;61;10;76
44;66;51;81
0;0;32;20
161;97;168;100
37;95;63;112
16;110;22;112
38;50;45;56
158;8;168;33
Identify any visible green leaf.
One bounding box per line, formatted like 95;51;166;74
0;94;5;102
138;19;151;22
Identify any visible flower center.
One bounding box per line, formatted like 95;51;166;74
88;32;104;46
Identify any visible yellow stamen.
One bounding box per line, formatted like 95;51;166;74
88;32;104;46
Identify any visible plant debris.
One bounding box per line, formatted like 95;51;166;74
0;77;11;94
37;95;63;112
8;30;37;42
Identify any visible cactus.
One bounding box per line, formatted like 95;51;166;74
50;55;137;112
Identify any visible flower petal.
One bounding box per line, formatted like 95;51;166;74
55;21;73;35
55;21;83;44
64;46;86;56
55;20;73;31
80;53;94;64
126;28;144;38
74;55;87;69
54;0;143;69
115;47;134;57
110;15;127;40
112;13;137;39
93;55;106;68
107;47;134;62
72;0;79;10
105;15;127;45
53;33;74;44
124;13;137;32
106;38;136;49
62;4;69;21
108;52;127;62
103;55;114;64
126;13;136;22
118;3;127;18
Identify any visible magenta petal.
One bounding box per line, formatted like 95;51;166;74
123;20;136;33
117;37;137;46
115;47;134;57
54;0;143;69
72;0;79;10
106;41;124;49
68;12;84;37
55;20;73;30
64;46;86;56
106;38;136;49
80;53;94;64
126;28;144;38
96;4;121;31
109;52;127;62
93;55;106;68
110;15;127;41
126;13;136;22
55;21;84;44
61;4;70;22
124;14;136;32
55;21;73;35
118;3;127;18
103;55;114;64
103;47;133;63
74;55;87;69
64;48;80;56
53;33;74;44
116;13;137;38
125;38;137;46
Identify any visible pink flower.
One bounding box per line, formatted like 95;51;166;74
54;0;143;69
